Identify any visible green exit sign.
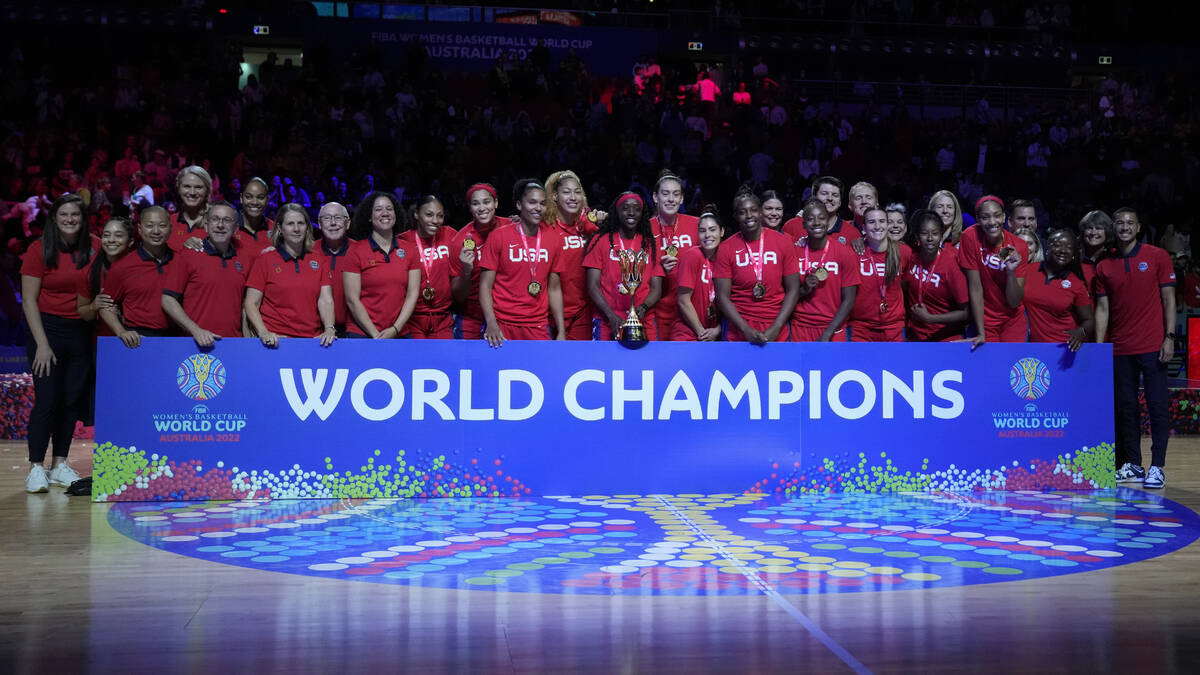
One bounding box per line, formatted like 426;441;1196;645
1098;56;1112;65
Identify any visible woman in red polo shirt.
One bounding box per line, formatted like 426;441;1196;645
674;209;724;340
714;187;800;344
244;203;336;347
1023;228;1093;350
100;205;174;346
790;198;861;342
583;192;663;340
847;207;912;341
344;192;420;338
401;195;455;339
544;170;602;340
960;195;1030;345
1076;209;1113;287
450;183;501;339
167;166;212;251
77;216;135;336
903;209;969;341
478;179;567;346
20;193;98;493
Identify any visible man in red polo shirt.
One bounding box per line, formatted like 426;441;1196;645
1094;207;1177;489
162;201;250;346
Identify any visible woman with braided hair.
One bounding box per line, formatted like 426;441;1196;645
583;191;663;340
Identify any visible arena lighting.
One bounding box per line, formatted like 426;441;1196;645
1070;50;1078;61
881;40;894;54
219;7;228;13
1051;47;1063;59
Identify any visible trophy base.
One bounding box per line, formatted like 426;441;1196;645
618;306;649;349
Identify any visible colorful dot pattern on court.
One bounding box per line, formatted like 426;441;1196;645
107;488;1200;595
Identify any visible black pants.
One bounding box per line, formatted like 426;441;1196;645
26;314;92;463
1113;351;1170;468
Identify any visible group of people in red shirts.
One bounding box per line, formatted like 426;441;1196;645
19;166;1176;492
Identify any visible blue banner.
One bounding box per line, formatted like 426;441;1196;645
307;19;678;76
94;339;1115;501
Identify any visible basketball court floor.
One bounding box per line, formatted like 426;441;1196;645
4;437;1200;673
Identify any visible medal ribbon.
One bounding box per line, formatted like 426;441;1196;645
802;239;831;275
516;223;543;286
418;234;437;291
658;215;677;253
745;233;765;286
915;248;940;306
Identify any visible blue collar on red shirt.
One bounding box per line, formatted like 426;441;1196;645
202;238;238;260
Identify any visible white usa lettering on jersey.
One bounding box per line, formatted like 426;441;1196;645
661;234;694;250
801;261;841;275
981;251;1009;271
908;264;943;288
561;235;586;250
859;261;887;277
507;245;550;263
735;251;778;267
421;245;451;262
700;267;712;283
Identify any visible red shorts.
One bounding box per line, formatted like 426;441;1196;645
789;323;848;342
597;314;658;341
461;316;485;340
406;313;454;339
986;313;1028;343
563;307;594;340
847;322;904;342
727;319;789;342
499;321;550;341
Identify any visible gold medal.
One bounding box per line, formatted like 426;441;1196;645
422;286;436;302
665;244;679;257
527;281;543;297
997;246;1015;261
752;281;767;299
587;210;599;223
813;267;829;282
879;301;889;313
463;238;476;251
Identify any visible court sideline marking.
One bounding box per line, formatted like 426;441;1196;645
653;496;872;675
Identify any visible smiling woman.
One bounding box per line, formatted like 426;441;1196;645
960;195;1031;345
19;193;97;493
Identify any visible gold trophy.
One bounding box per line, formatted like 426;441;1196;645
617;248;649;347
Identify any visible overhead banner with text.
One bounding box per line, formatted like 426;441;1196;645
94;339;1114;501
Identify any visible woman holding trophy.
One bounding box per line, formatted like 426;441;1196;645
714;187;801;344
583;192;663;341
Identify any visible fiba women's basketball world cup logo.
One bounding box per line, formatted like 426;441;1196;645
177;354;227;401
1009;357;1050;401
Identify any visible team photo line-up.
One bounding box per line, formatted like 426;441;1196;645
20;166;1176;493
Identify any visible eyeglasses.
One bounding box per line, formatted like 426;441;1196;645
319;215;350;224
208;216;237;226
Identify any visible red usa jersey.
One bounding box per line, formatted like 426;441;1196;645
792;237;861;328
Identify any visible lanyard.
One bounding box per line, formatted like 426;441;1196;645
515;223;543;282
744;233;765;284
802;239;831;274
914;249;940;305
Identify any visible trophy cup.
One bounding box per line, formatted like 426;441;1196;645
617;248;649;347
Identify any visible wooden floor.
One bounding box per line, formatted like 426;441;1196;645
3;437;1200;674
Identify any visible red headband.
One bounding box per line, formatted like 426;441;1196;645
615;192;644;210
466;183;497;202
974;195;1004;213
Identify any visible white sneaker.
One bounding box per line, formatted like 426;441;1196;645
48;462;81;488
25;465;49;493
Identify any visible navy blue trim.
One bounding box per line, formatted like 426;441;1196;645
136;245;174;273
